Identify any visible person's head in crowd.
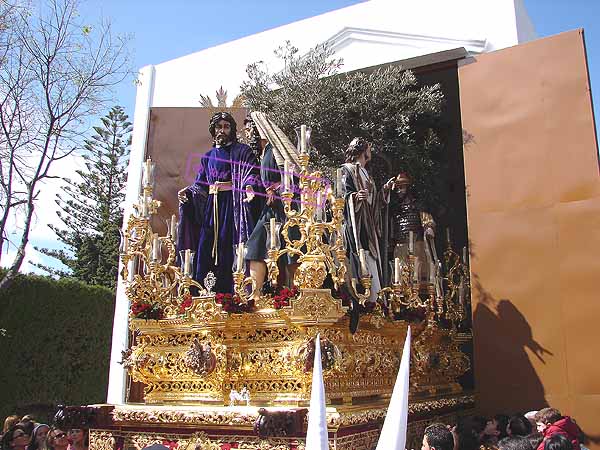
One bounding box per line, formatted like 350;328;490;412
525;412;538;429
534;408;563;434
422;423;455;450
66;429;87;450
498;436;534;450
507;416;533;437
454;417;486;450
2;424;32;450
495;415;511;440
534;408;580;450
526;432;544;450
545;434;574;450
13;424;33;444
469;416;488;440
28;425;49;450
45;428;68;450
482;414;508;446
3;417;20;435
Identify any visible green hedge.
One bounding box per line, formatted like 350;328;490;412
0;273;115;422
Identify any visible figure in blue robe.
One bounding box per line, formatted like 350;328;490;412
177;112;260;294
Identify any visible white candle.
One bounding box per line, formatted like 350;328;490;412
462;246;468;263
184;249;191;275
270;218;276;250
140;195;148;217
152;233;160;261
446;228;451;243
316;191;322;222
429;262;436;283
336;168;343;197
408;231;414;254
284;160;290;192
237;242;244;272
144;159;151;186
300;125;307;154
394;257;401;284
359;249;368;276
170;215;177;242
413;256;419;282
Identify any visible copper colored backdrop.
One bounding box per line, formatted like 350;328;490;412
145;107;248;235
459;29;600;449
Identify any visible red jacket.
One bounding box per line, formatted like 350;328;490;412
537;417;581;450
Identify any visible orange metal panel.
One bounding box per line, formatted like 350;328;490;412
459;29;600;447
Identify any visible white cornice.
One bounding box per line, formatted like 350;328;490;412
324;27;488;56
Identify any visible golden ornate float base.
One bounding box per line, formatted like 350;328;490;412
87;394;474;450
123;294;470;407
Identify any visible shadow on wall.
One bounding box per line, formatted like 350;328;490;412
471;273;551;415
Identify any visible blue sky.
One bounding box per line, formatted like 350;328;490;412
77;0;599;123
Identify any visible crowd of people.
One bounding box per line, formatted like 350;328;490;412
1;406;586;450
423;407;586;450
1;416;87;450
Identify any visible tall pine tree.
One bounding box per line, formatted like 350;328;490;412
35;106;132;290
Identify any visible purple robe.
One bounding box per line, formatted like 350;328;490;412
178;142;259;293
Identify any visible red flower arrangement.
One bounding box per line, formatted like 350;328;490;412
162;440;178;450
130;301;164;320
215;292;254;314
272;286;299;309
178;293;194;314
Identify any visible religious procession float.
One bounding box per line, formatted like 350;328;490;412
71;111;474;450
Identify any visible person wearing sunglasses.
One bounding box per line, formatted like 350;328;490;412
45;428;68;450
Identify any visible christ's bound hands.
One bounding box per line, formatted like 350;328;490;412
178;188;189;204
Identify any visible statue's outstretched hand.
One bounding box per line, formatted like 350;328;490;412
178;188;189;204
383;177;395;192
244;185;255;203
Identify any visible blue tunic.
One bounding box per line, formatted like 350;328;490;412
178;142;259;293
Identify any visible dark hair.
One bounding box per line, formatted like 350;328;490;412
2;424;31;450
508;416;533;437
344;137;371;163
527;432;544;449
534;408;562;426
545;434;572;450
424;423;454;450
209;111;238;142
18;421;35;437
498;436;534;450
469;416;488;436
495;414;510;440
243;114;261;156
454;418;481;450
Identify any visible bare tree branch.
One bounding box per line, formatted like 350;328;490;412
0;0;132;290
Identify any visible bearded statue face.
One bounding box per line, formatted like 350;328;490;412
214;119;232;147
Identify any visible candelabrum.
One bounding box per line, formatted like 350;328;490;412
232;243;254;304
377;233;471;328
263;126;347;294
379;249;436;322
442;241;470;328
120;158;211;318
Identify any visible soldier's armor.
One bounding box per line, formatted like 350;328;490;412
392;198;423;244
